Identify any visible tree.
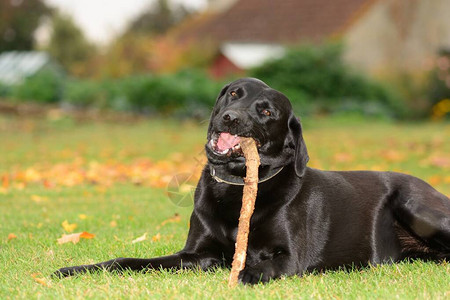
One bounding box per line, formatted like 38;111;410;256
46;12;96;76
0;0;51;52
96;0;193;77
125;0;190;35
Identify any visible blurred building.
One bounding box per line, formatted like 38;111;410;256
0;51;63;85
175;0;450;77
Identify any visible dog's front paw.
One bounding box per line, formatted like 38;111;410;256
238;267;272;285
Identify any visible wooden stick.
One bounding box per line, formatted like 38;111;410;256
228;137;260;287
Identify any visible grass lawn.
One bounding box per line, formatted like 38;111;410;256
0;114;449;299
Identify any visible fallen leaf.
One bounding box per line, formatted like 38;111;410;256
43;179;54;188
8;233;17;241
57;233;79;244
109;220;117;227
78;214;88;220
1;155;203;190
80;231;95;239
445;176;450;184
430;156;450;169
159;213;181;228
381;150;404;162
333;152;354;163
57;231;95;244
152;233;161;242
131;233;147;244
14;182;25;190
31;273;49;287
428;175;442;186
31;195;48;203
25;168;41;182
2;174;9;189
33;277;48;286
61;220;77;233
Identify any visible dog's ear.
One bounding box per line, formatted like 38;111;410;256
208;83;230;133
288;113;309;177
215;83;230;104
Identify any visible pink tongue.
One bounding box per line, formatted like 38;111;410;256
217;133;240;151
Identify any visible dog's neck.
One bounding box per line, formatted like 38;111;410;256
208;164;284;186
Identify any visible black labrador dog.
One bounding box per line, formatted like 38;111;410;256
56;78;450;284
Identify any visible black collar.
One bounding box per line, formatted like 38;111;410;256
209;165;284;186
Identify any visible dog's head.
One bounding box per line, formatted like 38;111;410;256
205;78;309;180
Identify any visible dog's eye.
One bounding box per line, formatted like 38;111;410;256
262;109;271;116
230;91;237;97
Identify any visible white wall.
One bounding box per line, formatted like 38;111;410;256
343;0;450;74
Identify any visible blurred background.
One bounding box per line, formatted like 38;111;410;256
0;0;449;120
1;3;449;296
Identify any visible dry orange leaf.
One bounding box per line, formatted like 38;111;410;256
428;175;443;186
109;220;117;227
152;233;161;242
8;233;17;241
33;277;48;286
80;231;95;239
381;150;404;162
57;231;95;244
31;273;49;287
61;220;77;233
78;214;88;220
43;179;53;189
2;174;9;189
1;156;202;190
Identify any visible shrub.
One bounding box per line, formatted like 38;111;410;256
427;53;450;120
0;82;11;98
63;78;108;108
119;70;224;115
250;44;403;117
12;70;63;103
62;69;224;117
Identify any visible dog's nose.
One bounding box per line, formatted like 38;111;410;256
222;110;240;125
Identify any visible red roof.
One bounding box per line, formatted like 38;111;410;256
176;0;377;44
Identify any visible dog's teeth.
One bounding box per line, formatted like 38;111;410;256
235;144;241;149
220;148;230;155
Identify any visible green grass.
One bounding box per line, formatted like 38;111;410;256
0;115;449;299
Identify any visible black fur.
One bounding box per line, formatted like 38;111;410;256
55;78;450;284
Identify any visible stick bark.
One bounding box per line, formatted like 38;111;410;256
228;137;260;287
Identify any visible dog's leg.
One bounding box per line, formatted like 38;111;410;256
392;176;450;254
238;253;299;284
54;252;223;277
